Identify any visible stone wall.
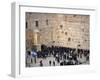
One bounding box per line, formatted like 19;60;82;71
26;12;89;50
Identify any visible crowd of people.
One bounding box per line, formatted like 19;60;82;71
26;45;89;67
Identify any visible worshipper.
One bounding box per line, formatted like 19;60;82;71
31;50;37;64
26;51;32;67
57;56;60;63
40;60;43;67
53;61;55;66
63;52;67;60
49;60;51;66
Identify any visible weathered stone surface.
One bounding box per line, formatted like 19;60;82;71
26;13;89;50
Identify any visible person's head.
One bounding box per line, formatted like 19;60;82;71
40;60;42;63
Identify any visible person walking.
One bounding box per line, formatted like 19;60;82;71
53;61;55;66
40;60;43;67
49;60;51;66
